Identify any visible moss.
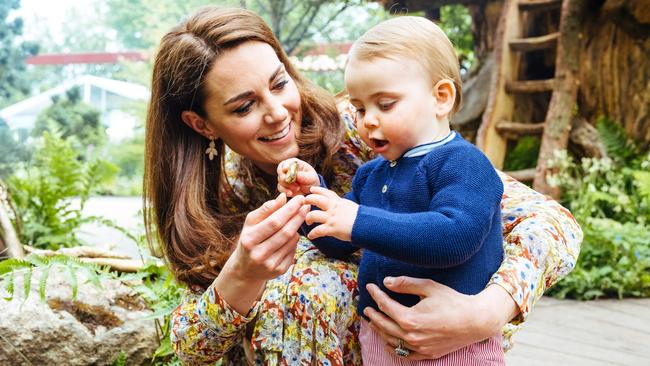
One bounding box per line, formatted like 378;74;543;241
48;298;123;334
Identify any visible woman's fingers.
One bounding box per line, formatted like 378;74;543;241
383;276;438;298
365;283;412;327
242;194;304;247
245;193;287;226
363;305;408;340
252;203;308;257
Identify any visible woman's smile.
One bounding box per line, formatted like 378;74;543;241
259;123;291;142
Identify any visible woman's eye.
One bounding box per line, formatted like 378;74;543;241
234;100;254;115
273;79;289;90
378;101;396;110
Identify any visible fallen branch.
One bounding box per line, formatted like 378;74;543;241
23;245;148;272
23;245;131;259
78;258;145;273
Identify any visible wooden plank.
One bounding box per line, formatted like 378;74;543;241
510;32;559;51
518;0;562;12
507;298;650;366
476;0;522;169
505;168;536;182
496;120;544;138
505;78;556;93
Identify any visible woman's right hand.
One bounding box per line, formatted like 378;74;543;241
214;192;310;314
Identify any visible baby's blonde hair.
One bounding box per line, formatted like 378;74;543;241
349;16;462;115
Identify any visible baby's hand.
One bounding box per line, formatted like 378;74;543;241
277;158;320;197
305;186;358;242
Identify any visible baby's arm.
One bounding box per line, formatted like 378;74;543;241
315;149;502;268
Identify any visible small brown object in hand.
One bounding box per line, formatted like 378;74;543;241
285;161;299;184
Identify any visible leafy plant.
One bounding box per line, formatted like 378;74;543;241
547;117;650;299
8;130;118;249
0;254;104;302
119;264;185;365
32;87;107;153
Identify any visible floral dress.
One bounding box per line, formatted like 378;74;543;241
170;105;583;365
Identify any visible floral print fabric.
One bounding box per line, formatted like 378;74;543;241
170;103;582;364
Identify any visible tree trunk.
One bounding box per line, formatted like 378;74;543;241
0;180;24;259
577;0;650;147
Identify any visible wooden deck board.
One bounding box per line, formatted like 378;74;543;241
506;297;650;365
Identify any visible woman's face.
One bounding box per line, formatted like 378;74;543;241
202;41;302;174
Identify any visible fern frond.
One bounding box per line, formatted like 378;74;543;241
4;270;14;301
596;116;638;163
39;265;50;302
633;171;650;200
22;267;33;300
67;262;78;300
0;258;32;276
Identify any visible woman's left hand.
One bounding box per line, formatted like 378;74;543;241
364;277;518;361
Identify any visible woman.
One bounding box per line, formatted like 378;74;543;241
143;6;582;365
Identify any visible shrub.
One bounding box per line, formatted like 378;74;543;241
547;118;650;299
8;130;118;249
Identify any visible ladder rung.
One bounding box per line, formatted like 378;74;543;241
506;79;555;93
496;121;545;137
506;168;536;182
509;32;559;52
518;0;562;12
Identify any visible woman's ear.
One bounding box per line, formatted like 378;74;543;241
181;111;219;139
432;80;456;120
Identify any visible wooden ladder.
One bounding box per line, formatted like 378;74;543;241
477;0;583;197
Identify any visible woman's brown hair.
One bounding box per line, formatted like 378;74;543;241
144;7;343;288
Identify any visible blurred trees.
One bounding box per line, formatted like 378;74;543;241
0;0;38;108
32;87;107;153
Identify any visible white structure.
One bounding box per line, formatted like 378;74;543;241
0;75;149;141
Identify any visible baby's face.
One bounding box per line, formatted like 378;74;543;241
345;56;450;161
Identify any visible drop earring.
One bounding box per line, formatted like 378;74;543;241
205;136;218;161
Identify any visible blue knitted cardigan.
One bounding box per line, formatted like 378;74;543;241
306;132;504;317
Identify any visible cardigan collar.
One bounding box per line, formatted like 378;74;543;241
400;131;456;159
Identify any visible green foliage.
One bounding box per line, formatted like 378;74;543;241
110;351;127;366
0;124;31;179
119;264;185;365
439;5;475;71
547;117;650;300
0;254;104;302
32;87;107;152
8;130;118;249
303;69;345;94
0;0;39;108
503;136;541;172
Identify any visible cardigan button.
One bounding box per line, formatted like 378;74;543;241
381;185;388;193
389;161;397;167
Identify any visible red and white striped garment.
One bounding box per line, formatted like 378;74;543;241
359;318;505;365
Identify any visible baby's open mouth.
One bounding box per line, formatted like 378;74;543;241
371;138;389;148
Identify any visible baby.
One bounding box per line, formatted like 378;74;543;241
278;16;505;365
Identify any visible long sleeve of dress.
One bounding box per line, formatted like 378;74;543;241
171;283;260;365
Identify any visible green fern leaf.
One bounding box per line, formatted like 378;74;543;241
596;116;638;163
68;262;78;300
633;171;650;200
39;265;51;302
22;267;33;300
4;270;14;301
0;259;32;276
